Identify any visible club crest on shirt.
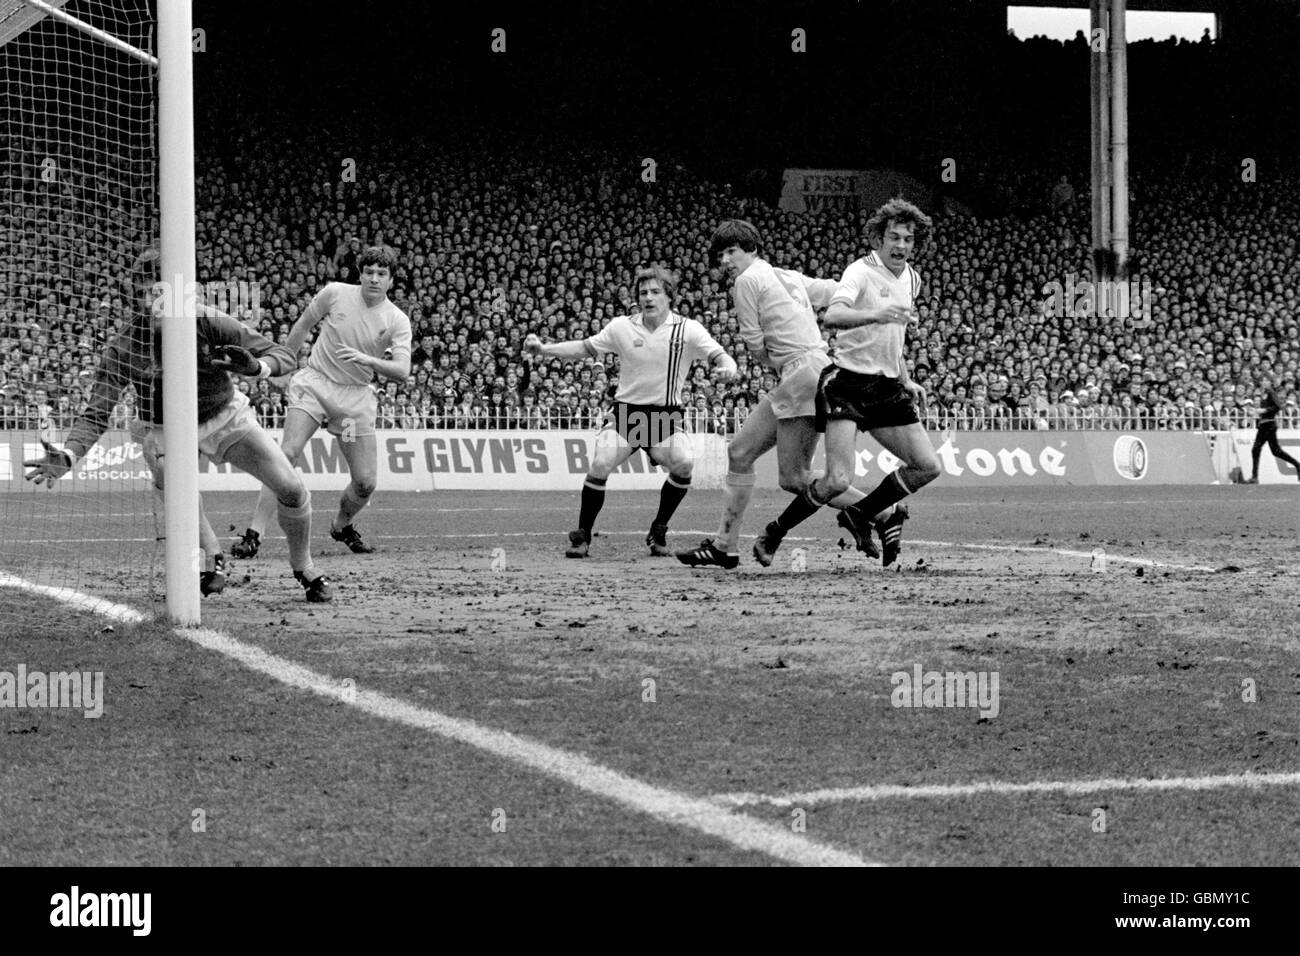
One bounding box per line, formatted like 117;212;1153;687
632;338;644;347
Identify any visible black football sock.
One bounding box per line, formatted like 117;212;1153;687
849;470;911;524
653;475;690;526
773;493;821;534
579;476;607;533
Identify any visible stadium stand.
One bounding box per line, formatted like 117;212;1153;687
3;32;1298;437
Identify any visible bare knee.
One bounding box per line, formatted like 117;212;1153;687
276;476;308;509
820;470;852;500
351;476;377;500
728;445;757;473
778;469;809;496
909;456;942;488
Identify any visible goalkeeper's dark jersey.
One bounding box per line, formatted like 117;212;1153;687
65;310;295;461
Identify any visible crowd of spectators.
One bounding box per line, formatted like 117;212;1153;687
4;38;1300;436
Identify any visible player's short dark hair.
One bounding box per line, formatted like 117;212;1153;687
358;244;399;275
634;265;677;301
865;198;933;249
709;219;763;261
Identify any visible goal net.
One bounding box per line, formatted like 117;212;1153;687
0;0;160;630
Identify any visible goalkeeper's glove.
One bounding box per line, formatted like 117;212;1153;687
210;344;266;377
23;440;74;486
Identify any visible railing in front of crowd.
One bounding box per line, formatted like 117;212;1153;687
3;406;1296;433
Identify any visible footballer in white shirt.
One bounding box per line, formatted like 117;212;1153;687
524;265;738;558
677;219;900;570
229;244;413;559
800;198;943;567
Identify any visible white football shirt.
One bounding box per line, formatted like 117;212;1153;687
732;258;834;373
305;282;413;386
584;311;724;407
829;250;922;377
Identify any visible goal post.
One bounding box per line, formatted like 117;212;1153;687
156;0;199;625
0;0;200;626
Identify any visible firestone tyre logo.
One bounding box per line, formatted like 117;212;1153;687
1113;435;1148;481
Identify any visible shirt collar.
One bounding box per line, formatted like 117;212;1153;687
631;310;681;329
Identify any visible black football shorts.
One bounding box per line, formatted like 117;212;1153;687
815;364;920;433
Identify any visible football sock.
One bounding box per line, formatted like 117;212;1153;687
716;470;756;553
773;493;820;534
277;492;314;574
850;471;911;525
579;476;607;533
334;483;370;531
654;474;691;526
198;498;221;557
828;485;866;508
772;474;868;534
248;483;277;537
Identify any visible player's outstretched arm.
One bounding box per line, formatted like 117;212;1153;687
43;330;144;480
204;312;296;378
523;334;591;363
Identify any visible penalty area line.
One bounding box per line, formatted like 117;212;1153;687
711;770;1300;808
0;572;874;868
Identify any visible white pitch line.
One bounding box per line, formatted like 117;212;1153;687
0;574;873;867
907;538;1218;573
711;771;1300;808
0;572;149;620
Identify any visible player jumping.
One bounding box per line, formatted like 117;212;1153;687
675;219;906;569
773;198;942;566
524;265;738;558
229;244;412;558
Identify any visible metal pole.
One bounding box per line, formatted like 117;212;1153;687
1089;0;1104;277
1110;0;1130;285
158;0;200;625
18;0;158;64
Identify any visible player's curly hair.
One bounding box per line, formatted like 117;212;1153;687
709;219;763;262
634;264;677;302
358;244;399;276
865;198;933;249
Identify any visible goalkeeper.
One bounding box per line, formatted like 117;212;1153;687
24;248;332;603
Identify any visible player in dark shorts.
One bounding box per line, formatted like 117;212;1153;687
1248;387;1300;482
769;198;942;566
523;265;737;557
